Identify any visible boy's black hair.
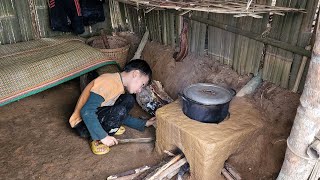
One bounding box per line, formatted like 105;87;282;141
123;59;152;84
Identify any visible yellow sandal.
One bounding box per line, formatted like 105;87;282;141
114;126;126;136
90;140;110;155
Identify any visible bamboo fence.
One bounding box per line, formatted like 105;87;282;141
262;0;317;89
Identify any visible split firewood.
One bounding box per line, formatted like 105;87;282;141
156;157;187;179
107;165;150;180
163;168;180;180
133;157;174;180
144;154;183;180
224;163;242;180
173;17;189;62
222;168;235;180
164;150;175;157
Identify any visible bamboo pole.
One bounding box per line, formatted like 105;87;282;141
276;14;320;180
157;11;162;43
292;46;311;92
162;11;167;45
166;12;171;45
132;30;149;60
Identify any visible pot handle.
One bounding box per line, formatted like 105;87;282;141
178;93;188;101
229;88;236;97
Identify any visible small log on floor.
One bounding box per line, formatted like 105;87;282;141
107;165;150;180
236;72;262;97
117;137;154;144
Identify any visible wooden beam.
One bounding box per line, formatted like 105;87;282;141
184;14;311;57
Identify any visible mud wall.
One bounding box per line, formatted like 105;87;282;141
141;41;252;99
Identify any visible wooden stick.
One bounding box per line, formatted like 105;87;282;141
163;150;175;156
132;30;149;60
156;157;187;179
101;30;110;49
107;165;150;180
224;163;242;180
222;168;236;180
145;154;183;180
145;7;156;13
117;137;154;144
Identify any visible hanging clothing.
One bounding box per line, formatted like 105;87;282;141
80;0;106;26
48;0;85;34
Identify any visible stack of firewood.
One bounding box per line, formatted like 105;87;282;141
107;150;242;180
107;151;188;180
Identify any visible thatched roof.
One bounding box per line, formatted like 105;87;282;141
115;0;305;18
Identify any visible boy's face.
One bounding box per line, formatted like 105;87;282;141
127;70;149;94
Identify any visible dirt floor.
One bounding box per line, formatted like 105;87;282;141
0;33;301;179
0;80;162;180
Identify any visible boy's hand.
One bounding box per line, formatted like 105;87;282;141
145;117;156;127
101;136;118;146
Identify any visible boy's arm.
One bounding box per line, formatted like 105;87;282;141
122;115;147;132
80;92;108;140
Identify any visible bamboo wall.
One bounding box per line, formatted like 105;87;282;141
115;0;318;91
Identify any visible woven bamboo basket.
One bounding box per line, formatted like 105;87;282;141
86;36;129;68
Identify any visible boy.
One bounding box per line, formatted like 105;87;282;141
69;59;156;155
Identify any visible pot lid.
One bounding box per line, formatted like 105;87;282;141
183;83;234;105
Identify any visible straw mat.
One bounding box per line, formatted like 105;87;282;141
0;36;117;106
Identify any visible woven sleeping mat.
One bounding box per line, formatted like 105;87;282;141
0;36;117;106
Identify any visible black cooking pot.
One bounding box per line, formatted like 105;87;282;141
179;83;235;123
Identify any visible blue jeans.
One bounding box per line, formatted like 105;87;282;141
75;92;146;140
